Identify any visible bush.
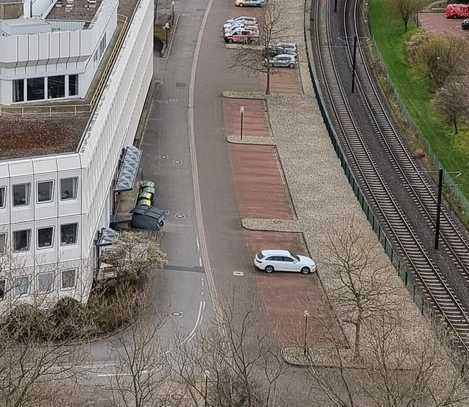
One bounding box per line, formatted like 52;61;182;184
4;304;53;342
50;297;87;340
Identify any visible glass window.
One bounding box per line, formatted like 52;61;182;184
69;74;78;96
13;79;24;103
14;276;29;296
0;187;5;208
0;233;7;255
13;229;30;252
61;269;76;289
27;77;45;101
60;177;78;200
37;227;53;248
37;181;53;203
0;280;5;300
61;223;77;245
38;272;54;293
13;183;30;206
47;75;65;99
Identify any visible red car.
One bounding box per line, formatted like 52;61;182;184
224;29;259;44
446;4;469;18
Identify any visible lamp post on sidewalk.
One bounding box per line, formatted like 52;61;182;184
240;106;245;140
171;0;175;26
303;310;309;356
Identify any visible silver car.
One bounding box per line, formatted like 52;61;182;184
235;0;265;6
266;54;297;68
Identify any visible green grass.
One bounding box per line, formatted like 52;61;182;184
368;0;469;203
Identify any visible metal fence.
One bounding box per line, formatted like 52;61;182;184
364;10;469;224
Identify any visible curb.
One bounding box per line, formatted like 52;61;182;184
225;135;275;145
241;218;303;233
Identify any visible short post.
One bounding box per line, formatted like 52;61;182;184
434;168;443;250
303;310;309;356
334;0;337;12
240;106;245;140
351;35;358;94
171;0;175;26
164;22;170;45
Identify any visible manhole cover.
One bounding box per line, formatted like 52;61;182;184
175;213;185;219
175;160;182;165
161;154;168;159
233;271;244;276
176;82;186;88
172;311;183;317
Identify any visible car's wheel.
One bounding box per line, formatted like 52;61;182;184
301;267;310;275
289;63;295;69
265;265;274;273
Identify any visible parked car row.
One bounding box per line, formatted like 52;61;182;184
264;42;298;68
223;16;259;43
235;0;264;6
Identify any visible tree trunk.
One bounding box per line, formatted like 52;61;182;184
266;66;271;95
453;116;458;135
403;17;408;33
353;318;361;361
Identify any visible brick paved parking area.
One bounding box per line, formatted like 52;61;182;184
243;230;342;346
419;12;469;39
223;98;270;138
229;144;295;219
258;68;302;95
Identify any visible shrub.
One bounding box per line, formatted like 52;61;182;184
50;297;87;340
4;304;53;342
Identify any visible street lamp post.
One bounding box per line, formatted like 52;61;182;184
171;0;175;26
303;310;310;356
240;106;245;140
163;22;170;45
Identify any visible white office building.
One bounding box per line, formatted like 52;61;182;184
0;0;153;305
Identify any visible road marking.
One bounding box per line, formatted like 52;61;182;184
196;237;200;250
182;300;205;344
188;0;220;324
233;271;244;276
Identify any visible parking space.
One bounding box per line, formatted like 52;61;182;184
223;98;270;138
419;12;469;39
258;68;302;95
229;144;295;219
243;230;340;345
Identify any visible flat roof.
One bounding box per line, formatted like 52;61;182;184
0;0;140;162
46;0;103;22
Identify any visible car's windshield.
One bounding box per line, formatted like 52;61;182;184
256;252;265;259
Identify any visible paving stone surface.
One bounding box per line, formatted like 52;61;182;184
223;98;270;138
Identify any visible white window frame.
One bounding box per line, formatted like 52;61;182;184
14;276;30;297
0;279;5;300
37;272;55;294
0;186;6;209
37;226;54;249
61;269;76;290
60;223;78;246
12;183;31;207
60;177;78;201
0;233;7;255
37;180;54;203
13;229;31;252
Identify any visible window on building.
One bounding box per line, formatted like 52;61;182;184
47;75;65;99
14;276;29;296
38;272;54;293
61;269;76;289
69;74;78;96
13;229;30;252
13;79;24;103
37;181;53;203
27;77;44;101
0;279;5;300
37;227;53;248
61;223;77;245
60;177;78;200
0;233;7;255
13;183;30;206
0;187;5;208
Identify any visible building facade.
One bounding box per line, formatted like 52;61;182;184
0;0;153;305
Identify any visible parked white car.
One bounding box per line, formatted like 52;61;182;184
224;22;258;34
270;42;297;52
224;16;257;26
235;0;264;6
265;54;297;68
254;250;317;274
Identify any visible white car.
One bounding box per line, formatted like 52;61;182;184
254;250;317;274
270;42;297;52
224;16;257;26
224;22;258;33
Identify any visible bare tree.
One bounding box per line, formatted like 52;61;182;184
389;0;424;32
433;77;469;135
110;318;173;407
172;302;285;407
324;217;398;360
230;1;286;95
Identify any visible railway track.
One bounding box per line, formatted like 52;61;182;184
309;0;469;350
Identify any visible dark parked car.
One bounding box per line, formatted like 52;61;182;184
131;206;166;231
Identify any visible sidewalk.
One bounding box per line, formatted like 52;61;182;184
222;0;438;365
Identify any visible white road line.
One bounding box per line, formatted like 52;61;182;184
188;0;220;321
196;237;200;250
199;256;202;266
182;300;205;344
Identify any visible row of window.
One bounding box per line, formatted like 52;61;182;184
0;269;76;299
0;223;78;253
0;177;78;209
12;74;79;103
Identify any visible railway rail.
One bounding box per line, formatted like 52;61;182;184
309;0;469;351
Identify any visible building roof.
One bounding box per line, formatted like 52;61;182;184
46;0;103;22
0;0;140;162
